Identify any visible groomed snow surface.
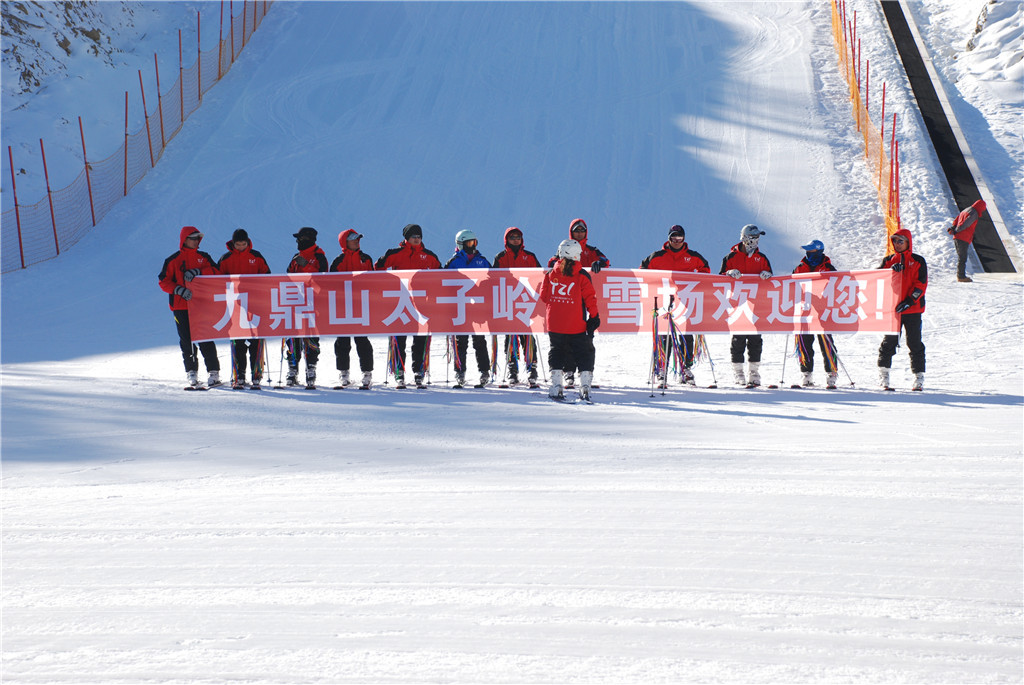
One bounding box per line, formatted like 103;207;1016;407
2;2;1022;683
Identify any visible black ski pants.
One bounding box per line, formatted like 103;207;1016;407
797;334;836;373
548;332;595;373
658;334;696;367
454;335;490;375
954;239;970;279
286;337;320;368
878;312;925;373
173;310;219;374
730;334;763;363
230;338;264;380
393;335;429;376
335;336;373;372
504;334;539;379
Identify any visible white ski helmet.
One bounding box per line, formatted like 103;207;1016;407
455;229;477;248
556;239;583;262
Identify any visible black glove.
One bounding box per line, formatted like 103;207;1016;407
891;261;904;273
894;297;913;313
590;260;602;273
183;268;201;282
586;316;601;336
295;256;309;268
174;285;193;301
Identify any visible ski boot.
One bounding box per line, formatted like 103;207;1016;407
360;371;372;390
208;369;222;387
548;369;565;400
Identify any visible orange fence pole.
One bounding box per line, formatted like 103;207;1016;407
218;1;224;80
154;53;166;149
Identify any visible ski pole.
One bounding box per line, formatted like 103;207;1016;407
779;335;790;387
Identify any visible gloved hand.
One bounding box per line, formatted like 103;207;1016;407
894;297;913;313
759;270;772;280
294;256;309;268
726;269;741;279
891;261;904;273
590;260;603;273
174;285;193;301
586;316;601;336
183;268;201;282
947;227;955;235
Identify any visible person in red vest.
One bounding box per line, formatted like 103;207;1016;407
539;239;600;401
217;228;271;389
641;224;711;387
158;226;221;388
947;198;986;283
330;229;375;389
492;226;542;387
285;227;328;387
878;228;928;391
375;223;442;388
720;224;773;387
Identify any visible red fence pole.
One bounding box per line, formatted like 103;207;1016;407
154;53;166;149
79;117;96;226
139;70;155;168
197;11;203;101
179;30;185;124
123;91;129;196
218;1;224;80
8;146;25;268
39;139;60;255
878;82;886;188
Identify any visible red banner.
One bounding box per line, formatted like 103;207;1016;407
187;268;900;341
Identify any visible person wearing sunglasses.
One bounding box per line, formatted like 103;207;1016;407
877;228;928;391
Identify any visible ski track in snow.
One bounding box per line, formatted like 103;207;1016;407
2;1;1022;683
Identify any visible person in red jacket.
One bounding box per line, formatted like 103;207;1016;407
285;227;329;387
539;239;600;401
720;224;774;387
217;228;271;389
792;239;839;389
947;198;986;283
330;229;375;389
545;218;610;388
375;223;442;388
878;228;928;390
158;226;221;388
492;226;541;387
641;225;710;387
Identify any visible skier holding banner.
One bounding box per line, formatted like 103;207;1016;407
492;226;542;387
216;228;271;389
330;229;375;390
445;230;491;388
285;227;328;388
792;239;839;389
158;226;222;390
720;224;773;387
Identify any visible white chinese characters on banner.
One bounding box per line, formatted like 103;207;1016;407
270;281;315;330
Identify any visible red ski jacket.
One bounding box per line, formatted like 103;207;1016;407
949;199;986;243
641;241;710;272
880;228;927;314
287;244;328;274
539;261;599;335
158;226;220;311
492;227;541;268
375;241;442;271
330;229;375;272
217;239;271;276
720;243;773;276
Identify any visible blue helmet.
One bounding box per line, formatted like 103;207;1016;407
801;239;824;252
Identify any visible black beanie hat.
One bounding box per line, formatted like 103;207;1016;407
668;225;685;238
403;223;423;240
232;228;250;243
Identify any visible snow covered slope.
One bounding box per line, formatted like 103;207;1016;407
2;2;1021;682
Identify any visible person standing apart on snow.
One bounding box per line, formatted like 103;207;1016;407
492;226;542;387
158;226;222;388
539;239;600;401
285;227;328;387
792;239;839;389
878;229;928;391
546;218;610;388
720;224;773;387
640;224;711;387
947;199;986;283
330;229;375;389
216;228;271;389
375;223;442;388
445;230;492;387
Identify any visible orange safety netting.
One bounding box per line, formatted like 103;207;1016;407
831;0;902;255
2;1;273;273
